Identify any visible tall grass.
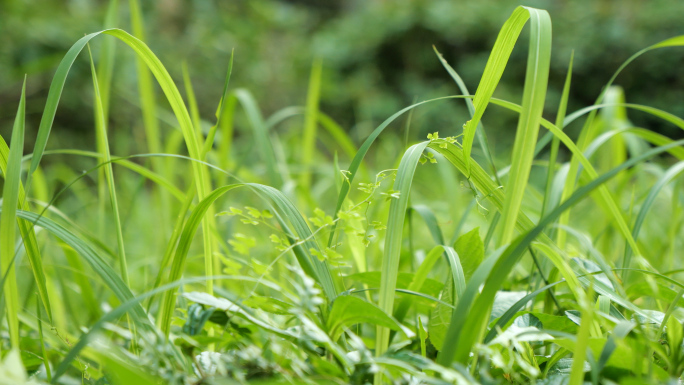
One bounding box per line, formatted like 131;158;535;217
2;3;684;385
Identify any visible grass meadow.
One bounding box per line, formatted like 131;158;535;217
2;2;684;384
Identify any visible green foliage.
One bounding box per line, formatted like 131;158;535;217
3;3;684;385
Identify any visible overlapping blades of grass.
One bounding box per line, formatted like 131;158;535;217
459;7;545;176
9;209;150;327
497;8;551;245
437;138;684;366
556;35;684;251
25;28;216;294
158;183;338;336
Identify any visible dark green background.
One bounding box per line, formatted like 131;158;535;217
2;0;683;160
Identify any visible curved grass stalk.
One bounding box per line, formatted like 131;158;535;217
10;209;150;328
624;161;684;272
226;89;283;185
0;111;54;332
25;28;215;295
23;149;185;201
542;51;573;218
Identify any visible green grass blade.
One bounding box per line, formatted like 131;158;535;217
460;6;538;174
97;0;118;120
180;62;218;296
569;287;595;385
229;89;283;185
28;28;216;295
409;205;445;245
498;8;551;245
129;0;161;156
489;98;641;256
0;77;27;348
541;51;573;218
317;112;359;164
0;103;53;329
181;62;203;146
202;49;234;158
374;142;428;374
36;298;52;381
149;183;195;317
623;161;684;271
88;45;130;285
59;241;101;321
393;245;444;322
299;59;322;191
433;46;500;184
27;32;100;185
128;0;170;250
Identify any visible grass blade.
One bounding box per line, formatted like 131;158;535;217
11;210;149;326
459;6;542;175
433;46;500;184
623;161;684;272
26;27;216;295
88;45;130;285
498;8;551;245
0;77;27;348
541;51;574;218
300;59;322;191
374;142;428;382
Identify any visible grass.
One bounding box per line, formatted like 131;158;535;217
2;3;684;385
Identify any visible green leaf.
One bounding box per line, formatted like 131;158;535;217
428;274;453;351
327;295;413;341
453;227;484;281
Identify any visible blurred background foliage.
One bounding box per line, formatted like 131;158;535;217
1;0;683;161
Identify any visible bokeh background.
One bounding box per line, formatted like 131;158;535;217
2;0;683;161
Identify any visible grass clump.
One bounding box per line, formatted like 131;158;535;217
2;4;684;385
